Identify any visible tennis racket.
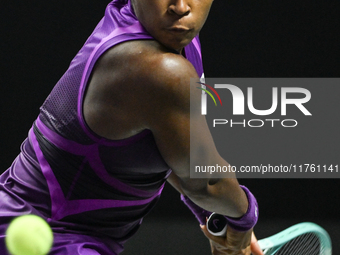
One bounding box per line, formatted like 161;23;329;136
207;213;332;255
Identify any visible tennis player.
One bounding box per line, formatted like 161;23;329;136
0;0;263;254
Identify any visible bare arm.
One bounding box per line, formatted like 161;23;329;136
138;51;248;218
84;40;248;218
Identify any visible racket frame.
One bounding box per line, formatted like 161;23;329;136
258;222;332;255
206;214;332;255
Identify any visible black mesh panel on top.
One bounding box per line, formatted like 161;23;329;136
39;60;93;144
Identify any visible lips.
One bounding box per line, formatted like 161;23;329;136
167;26;191;34
169;25;190;31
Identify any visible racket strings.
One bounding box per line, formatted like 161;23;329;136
274;233;322;255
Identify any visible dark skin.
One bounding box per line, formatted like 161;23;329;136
84;40;246;216
83;0;263;254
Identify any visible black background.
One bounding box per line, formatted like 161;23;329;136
1;0;339;254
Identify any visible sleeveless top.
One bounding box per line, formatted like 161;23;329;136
6;0;203;248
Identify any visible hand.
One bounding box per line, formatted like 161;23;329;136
200;225;263;255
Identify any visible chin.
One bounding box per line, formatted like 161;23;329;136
165;38;194;52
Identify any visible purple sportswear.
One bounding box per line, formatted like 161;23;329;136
0;0;203;254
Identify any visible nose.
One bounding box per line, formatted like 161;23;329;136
168;0;191;16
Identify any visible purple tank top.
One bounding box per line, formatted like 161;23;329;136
26;0;203;247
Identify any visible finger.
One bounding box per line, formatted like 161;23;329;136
250;232;264;255
200;224;227;246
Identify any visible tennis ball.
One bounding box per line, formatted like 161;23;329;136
5;214;53;255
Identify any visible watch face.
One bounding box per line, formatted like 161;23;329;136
207;213;228;236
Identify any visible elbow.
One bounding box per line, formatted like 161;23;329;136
179;177;232;201
179;177;209;200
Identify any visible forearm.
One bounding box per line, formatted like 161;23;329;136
180;177;248;218
168;172;248;218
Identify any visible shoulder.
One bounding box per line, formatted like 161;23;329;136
94;39;200;113
97;40;198;88
84;40;199;139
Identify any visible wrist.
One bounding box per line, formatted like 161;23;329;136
181;185;259;232
225;185;259;232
